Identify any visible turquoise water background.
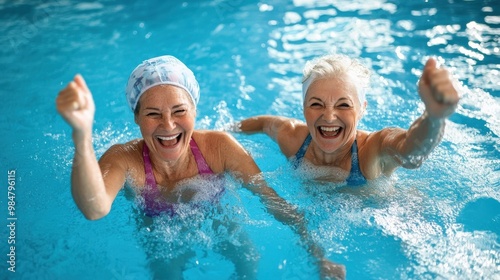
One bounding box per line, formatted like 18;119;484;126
0;0;499;279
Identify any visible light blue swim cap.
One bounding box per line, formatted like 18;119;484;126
125;55;200;112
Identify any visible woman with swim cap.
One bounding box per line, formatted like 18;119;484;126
238;54;460;185
56;55;345;279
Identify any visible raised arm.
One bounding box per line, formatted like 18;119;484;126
221;133;345;279
371;58;460;175
56;75;123;220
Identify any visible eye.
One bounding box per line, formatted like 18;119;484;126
146;112;160;117
310;102;323;108
173;109;187;115
338;103;351;108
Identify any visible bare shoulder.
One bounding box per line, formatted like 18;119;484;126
101;138;142;157
99;139;143;170
357;128;406;179
275;119;309;157
192;130;248;173
358;127;407;156
193;130;238;146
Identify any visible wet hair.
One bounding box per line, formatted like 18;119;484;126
302;54;371;105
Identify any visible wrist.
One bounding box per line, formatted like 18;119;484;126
72;129;93;150
423;111;446;127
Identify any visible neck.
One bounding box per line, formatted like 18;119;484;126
309;141;352;167
149;145;195;181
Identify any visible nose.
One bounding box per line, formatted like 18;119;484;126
323;107;337;123
160;114;176;130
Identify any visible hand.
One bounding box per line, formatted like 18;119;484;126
418;58;460;119
319;258;346;280
56;75;95;137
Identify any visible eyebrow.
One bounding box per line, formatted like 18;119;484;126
144;104;188;110
307;97;352;102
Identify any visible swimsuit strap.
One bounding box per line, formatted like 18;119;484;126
142;143;175;216
142;143;157;188
345;140;368;186
292;134;367;185
292;134;312;168
189;138;214;175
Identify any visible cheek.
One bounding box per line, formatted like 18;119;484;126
342;113;359;127
303;109;318;121
178;115;196;130
137;118;156;133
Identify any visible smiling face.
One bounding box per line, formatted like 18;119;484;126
135;85;196;162
303;74;365;153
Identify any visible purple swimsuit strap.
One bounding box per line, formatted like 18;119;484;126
141;139;219;217
142;143;157;188
189;138;214;175
143;138;213;183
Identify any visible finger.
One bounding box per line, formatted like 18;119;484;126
74;85;87;110
441;84;460;104
58;81;86;110
424;57;437;70
74;74;90;94
428;69;460;105
56;89;77;112
421;58;438;85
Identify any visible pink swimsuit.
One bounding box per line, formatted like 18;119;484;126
141;138;222;217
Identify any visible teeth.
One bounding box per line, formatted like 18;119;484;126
157;134;180;141
320;126;340;132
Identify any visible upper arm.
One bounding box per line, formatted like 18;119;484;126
97;144;131;200
275;120;309;158
362;127;409;177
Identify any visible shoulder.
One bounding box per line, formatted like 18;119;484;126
275;117;305;133
192;130;245;157
275;119;309;157
192;130;250;173
192;130;238;146
357;128;406;178
97;138;146;189
99;139;143;169
362;127;406;150
102;139;143;156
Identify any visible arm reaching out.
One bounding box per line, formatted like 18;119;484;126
56;75;123;220
238;115;290;141
246;176;346;279
376;58;460;173
221;134;346;279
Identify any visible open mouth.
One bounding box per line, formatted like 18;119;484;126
318;126;342;138
156;133;182;147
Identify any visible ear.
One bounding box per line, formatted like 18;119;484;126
134;114;139;125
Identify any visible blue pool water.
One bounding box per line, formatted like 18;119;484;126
1;0;499;279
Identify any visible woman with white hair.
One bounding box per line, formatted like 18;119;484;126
238;54;460;184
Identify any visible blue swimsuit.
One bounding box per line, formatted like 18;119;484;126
292;134;367;186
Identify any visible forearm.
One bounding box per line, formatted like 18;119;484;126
243;174;344;278
238;116;269;134
71;131;110;220
239;115;287;142
399;110;446;168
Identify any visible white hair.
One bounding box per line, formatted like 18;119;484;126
302;54;371;106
